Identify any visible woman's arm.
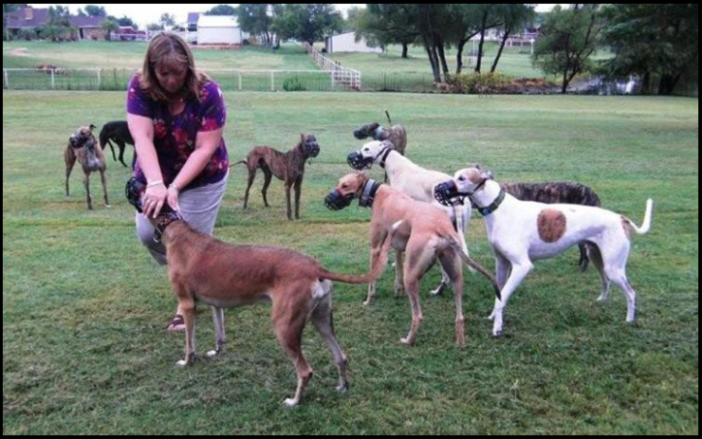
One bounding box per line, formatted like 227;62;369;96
128;113;167;218
167;128;224;211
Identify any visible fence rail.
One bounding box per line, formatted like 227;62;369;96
301;43;361;90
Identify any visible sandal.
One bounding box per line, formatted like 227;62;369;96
166;314;185;332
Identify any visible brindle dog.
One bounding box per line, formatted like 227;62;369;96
234;134;320;220
64;124;109;210
500;182;602;271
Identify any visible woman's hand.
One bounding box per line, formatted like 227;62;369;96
167;184;181;213
143;181;168;219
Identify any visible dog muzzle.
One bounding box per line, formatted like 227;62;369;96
303;142;320;158
324;189;355;211
126;177;147;213
434;180;464;206
347;151;374;170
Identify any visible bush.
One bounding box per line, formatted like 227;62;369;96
283;76;307;92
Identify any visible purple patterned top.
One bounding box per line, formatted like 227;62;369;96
126;74;229;190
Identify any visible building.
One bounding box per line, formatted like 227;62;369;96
4;6;106;40
196;15;243;45
325;31;382;54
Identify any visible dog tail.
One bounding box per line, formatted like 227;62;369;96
385;110;392;125
318;236;392;285
624;199;654;236
446;239;501;301
229;160;247;168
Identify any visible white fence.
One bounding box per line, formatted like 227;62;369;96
2;68;350;92
302;43;361;90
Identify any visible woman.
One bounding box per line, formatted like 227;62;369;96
127;32;229;332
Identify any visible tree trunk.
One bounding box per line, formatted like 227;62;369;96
475;13;489;74
402;43;408;59
491;26;512;73
456;38;467;75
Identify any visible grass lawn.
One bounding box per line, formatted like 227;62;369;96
2;90;698;434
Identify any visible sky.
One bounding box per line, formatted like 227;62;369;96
30;4;560;30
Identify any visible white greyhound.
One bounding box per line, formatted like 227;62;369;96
435;164;654;337
348;140;474;297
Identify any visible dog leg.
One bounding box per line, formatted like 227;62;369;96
294;176;303;220
272;295;313;407
100;169;110;208
285;183;293;221
207;307;226;358
83;173;93;210
489;253;511;320
243;167;256;209
394;251;405;297
311;292;349;393
588;245;611;302
492;260;532;337
176;299;197;367
65;149;76;198
440;251;465;347
116;140;128;168
261;167;273;208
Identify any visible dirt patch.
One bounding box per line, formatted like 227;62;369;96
9;48;31;57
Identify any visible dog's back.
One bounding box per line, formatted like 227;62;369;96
501;182;601;207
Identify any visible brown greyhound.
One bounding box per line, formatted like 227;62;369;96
64;124;109;210
234;134;320;220
126;178;390;407
325;172;499;347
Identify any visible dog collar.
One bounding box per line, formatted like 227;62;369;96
473;189;505;217
373;126;385;140
378;147;393;169
154;212;185;243
359;179;382;208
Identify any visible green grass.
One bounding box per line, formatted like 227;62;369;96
3;91;699;434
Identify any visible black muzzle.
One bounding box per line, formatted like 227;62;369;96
347;151;374;170
324;189;355;211
434;180;464;206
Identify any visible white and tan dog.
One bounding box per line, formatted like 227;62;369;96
348;140;474;296
435;164;653;337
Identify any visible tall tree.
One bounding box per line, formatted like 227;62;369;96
272;4;342;46
236;4;274;46
532;4;601;94
84;5;107;18
355;4;419;59
491;4;536;73
601;4;698;95
205;5;237;16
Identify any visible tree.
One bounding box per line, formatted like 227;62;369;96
491;4;536;73
236;4;274;46
160;13;176;30
272;4;342;46
101;18;119;41
85;5;107;18
205;5;237;16
532;4;601;94
354;4;419;58
601;4;698;95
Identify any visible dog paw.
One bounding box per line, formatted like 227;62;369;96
283;398;299;407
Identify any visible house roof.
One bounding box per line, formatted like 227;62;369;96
4;7;104;29
197;15;239;28
187;13;200;25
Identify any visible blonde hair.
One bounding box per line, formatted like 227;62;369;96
139;32;209;103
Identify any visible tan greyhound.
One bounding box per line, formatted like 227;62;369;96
325;172;499;347
126;178;391;407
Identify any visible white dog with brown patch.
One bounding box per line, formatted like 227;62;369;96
435;164;653;337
